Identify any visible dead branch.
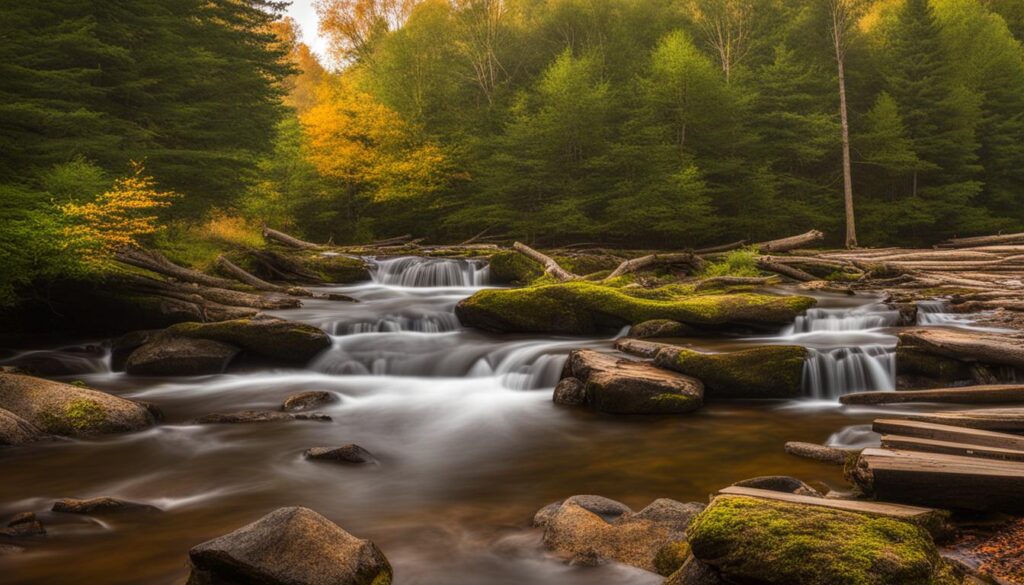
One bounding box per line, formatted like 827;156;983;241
215;256;311;297
756;258;817;282
262;226;324;250
512;242;577;281
756;230;825;253
694;240;748;254
604;253;706;281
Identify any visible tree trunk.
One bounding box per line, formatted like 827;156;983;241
757;230;825;253
215;256;311;297
262;226;324;250
841;385;1024;406
834;17;857;249
115;248;241;290
755;258;817;282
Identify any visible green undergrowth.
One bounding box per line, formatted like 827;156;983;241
699;247;763;278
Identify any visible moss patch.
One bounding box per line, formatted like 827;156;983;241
688;496;955;585
655;345;806;399
39;398;107;434
455;281;815;334
654;541;691;576
299;252;371;283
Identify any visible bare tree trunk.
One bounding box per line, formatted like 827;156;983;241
832;2;857;249
512;242;577;282
262;226;324;250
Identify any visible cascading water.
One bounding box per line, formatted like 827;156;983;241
784;303;900;334
371;256;490;287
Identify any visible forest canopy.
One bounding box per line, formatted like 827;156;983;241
2;0;1024;305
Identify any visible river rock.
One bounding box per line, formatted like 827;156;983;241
166;315;331;364
784;441;850;466
125;337;240;376
687;495;955;585
665;556;724;585
629;320;697;339
52;497;160;514
561;349;703;414
552;377;586;406
193;410;332;424
304;444;376;464
0;373;155;437
282;391;337;412
455;282;816;334
0;407;46;446
110;329;161;371
732;476;822;497
540;497;704;572
534;495;633;527
654;345;806;399
187;506;391;585
1;512;45;537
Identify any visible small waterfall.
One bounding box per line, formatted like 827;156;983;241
916;299;972;326
372;256;490;287
785;303;899;334
802;345;895;399
328;313;461;335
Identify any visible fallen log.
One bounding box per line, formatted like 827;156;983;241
898;328;1024;370
840;385;1024;406
783;441;849;465
939;232;1024;249
120;273;298;311
262;226;324;250
851;448;1024;511
215;256;311;297
247;249;324;284
458;227;491;246
115;274;262;322
715;487;944;530
371;234;413;246
694;240;748;254
954;300;1024;313
115;247;241;290
880;435;1024;462
512;242;577;282
902;408;1024;433
873;419;1024;451
694;276;775;291
756;229;824;253
603;252;706;281
756;258;817;282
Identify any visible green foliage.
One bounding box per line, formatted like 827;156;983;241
700;248;762;278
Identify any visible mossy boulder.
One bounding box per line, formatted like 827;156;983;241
167;315;331;364
564;349;703;414
455;282;815;334
488;252;622;284
687;496;958;585
654;345;806;399
125;337;240;376
0;373;155;437
300;252;371;283
629;319;699;339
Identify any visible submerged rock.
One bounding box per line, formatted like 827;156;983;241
282;391;337;412
193;410;332;424
304;444;376;464
687;495;956;585
167;315;331;364
52;497;160;514
0;407;47;446
187;506;391;585
534;495;633;527
561;349;703;414
541;497;705;572
1;512;45;538
654;345;806;399
455;282;815;334
0;373;155;437
125;337;240;376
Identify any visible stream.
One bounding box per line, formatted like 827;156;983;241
0;256;994;584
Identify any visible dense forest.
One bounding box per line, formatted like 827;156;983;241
3;0;1024;307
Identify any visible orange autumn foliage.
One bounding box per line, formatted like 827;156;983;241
60;162;177;258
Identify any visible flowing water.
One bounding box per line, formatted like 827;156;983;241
0;258;989;584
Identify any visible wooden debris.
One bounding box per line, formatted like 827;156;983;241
939;232;1024;249
715;486;944;527
115;247;241;290
603;252;706;281
872;419;1024;451
262;226;324;250
852;448;1024;512
898;329;1024;370
215;256;311;297
756;258;817;282
901;408;1024;433
840;385;1024;406
694;239;747;254
756;230;825;253
879;435;1024;463
512;242;577;282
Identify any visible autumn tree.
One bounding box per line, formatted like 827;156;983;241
316;0;420;63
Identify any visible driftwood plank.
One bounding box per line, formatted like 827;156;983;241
901;408;1024;433
716;486;939;520
841;385;1024;406
880;435;1024;462
873;419;1024;451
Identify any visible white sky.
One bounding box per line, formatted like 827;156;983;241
285;0;331;62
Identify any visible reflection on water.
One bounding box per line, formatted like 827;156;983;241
0;258;992;584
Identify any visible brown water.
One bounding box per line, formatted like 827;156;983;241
0;258;979;584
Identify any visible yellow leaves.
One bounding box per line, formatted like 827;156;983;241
299;75;452;202
59;161;177;261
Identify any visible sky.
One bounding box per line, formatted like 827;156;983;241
285;0;331;62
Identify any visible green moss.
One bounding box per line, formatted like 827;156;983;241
299;252;371;283
168;317;330;363
654;541;691;576
368;569;393;585
688;496;950;585
455;281;815;334
489;251;542;284
655;345;806;399
700;247;763;278
39;398;107;434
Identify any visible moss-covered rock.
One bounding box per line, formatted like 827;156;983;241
629;319;699;339
654;345;806;399
167;315;330;364
455;282;815;334
300;252;371;283
564;349;703;414
687;496;957;585
0;373;155;437
488;252;622;285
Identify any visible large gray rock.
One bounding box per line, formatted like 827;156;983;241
562;349;703;414
0;407;46;446
533;495;633;527
0;373;155;437
125;337;240;376
187;506;392;585
540;497;705;572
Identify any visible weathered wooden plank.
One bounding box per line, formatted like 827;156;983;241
856;448;1024;511
716;486;938;520
897;329;1024;370
873;419;1024;451
841;385;1024;406
901;408;1024;433
880;435;1024;462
